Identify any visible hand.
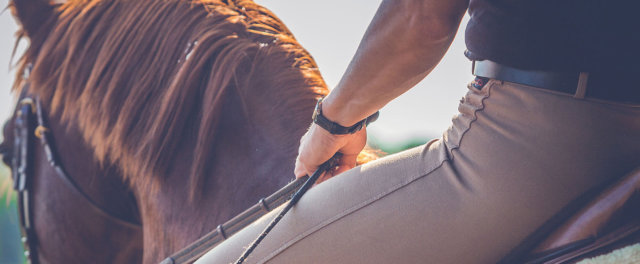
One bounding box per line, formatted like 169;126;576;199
294;122;367;183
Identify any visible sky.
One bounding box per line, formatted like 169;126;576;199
0;8;21;136
0;0;473;146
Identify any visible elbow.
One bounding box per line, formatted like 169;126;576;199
400;0;468;45
409;16;461;45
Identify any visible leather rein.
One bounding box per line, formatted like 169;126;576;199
160;176;312;264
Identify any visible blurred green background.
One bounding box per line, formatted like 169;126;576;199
0;158;25;264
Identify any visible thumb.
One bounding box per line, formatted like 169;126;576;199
294;157;314;179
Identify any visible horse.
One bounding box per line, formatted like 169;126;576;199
3;0;638;263
0;0;365;262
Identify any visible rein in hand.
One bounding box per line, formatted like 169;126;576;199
234;153;342;264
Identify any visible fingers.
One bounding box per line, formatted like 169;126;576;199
294;125;338;178
294;130;316;178
314;153;357;184
334;153;357;175
314;171;332;186
294;123;367;181
294;156;314;179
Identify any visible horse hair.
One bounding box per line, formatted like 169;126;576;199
11;0;329;198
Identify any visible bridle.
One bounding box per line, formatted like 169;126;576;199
7;72;141;264
12;92;39;264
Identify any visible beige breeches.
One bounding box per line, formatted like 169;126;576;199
197;79;640;264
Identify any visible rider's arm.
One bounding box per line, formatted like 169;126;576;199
323;0;469;126
294;0;469;179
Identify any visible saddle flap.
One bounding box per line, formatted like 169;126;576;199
527;168;640;262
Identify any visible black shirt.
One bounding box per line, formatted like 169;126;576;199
465;0;640;73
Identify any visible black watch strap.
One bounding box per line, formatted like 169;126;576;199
312;97;379;135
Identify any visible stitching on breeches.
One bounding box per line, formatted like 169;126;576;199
258;160;448;264
259;82;493;264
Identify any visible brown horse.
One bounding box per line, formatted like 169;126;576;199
0;0;360;262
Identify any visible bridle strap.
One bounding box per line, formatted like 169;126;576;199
14;92;39;264
30;96;141;228
10;80;142;263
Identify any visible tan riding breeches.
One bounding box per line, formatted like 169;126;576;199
196;79;640;264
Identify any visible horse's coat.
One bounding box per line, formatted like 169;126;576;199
18;0;327;196
3;0;344;262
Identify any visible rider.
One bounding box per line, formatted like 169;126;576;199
199;0;640;262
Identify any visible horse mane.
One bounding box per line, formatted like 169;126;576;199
13;0;329;194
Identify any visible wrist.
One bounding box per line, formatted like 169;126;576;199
312;97;379;135
320;95;359;127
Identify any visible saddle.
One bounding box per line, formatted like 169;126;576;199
517;168;640;263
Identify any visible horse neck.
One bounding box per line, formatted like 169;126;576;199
136;86;314;262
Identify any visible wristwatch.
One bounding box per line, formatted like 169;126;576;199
312;97;379;135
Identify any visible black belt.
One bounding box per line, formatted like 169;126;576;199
472;60;640;104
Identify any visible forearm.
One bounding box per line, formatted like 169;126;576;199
322;0;468;126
